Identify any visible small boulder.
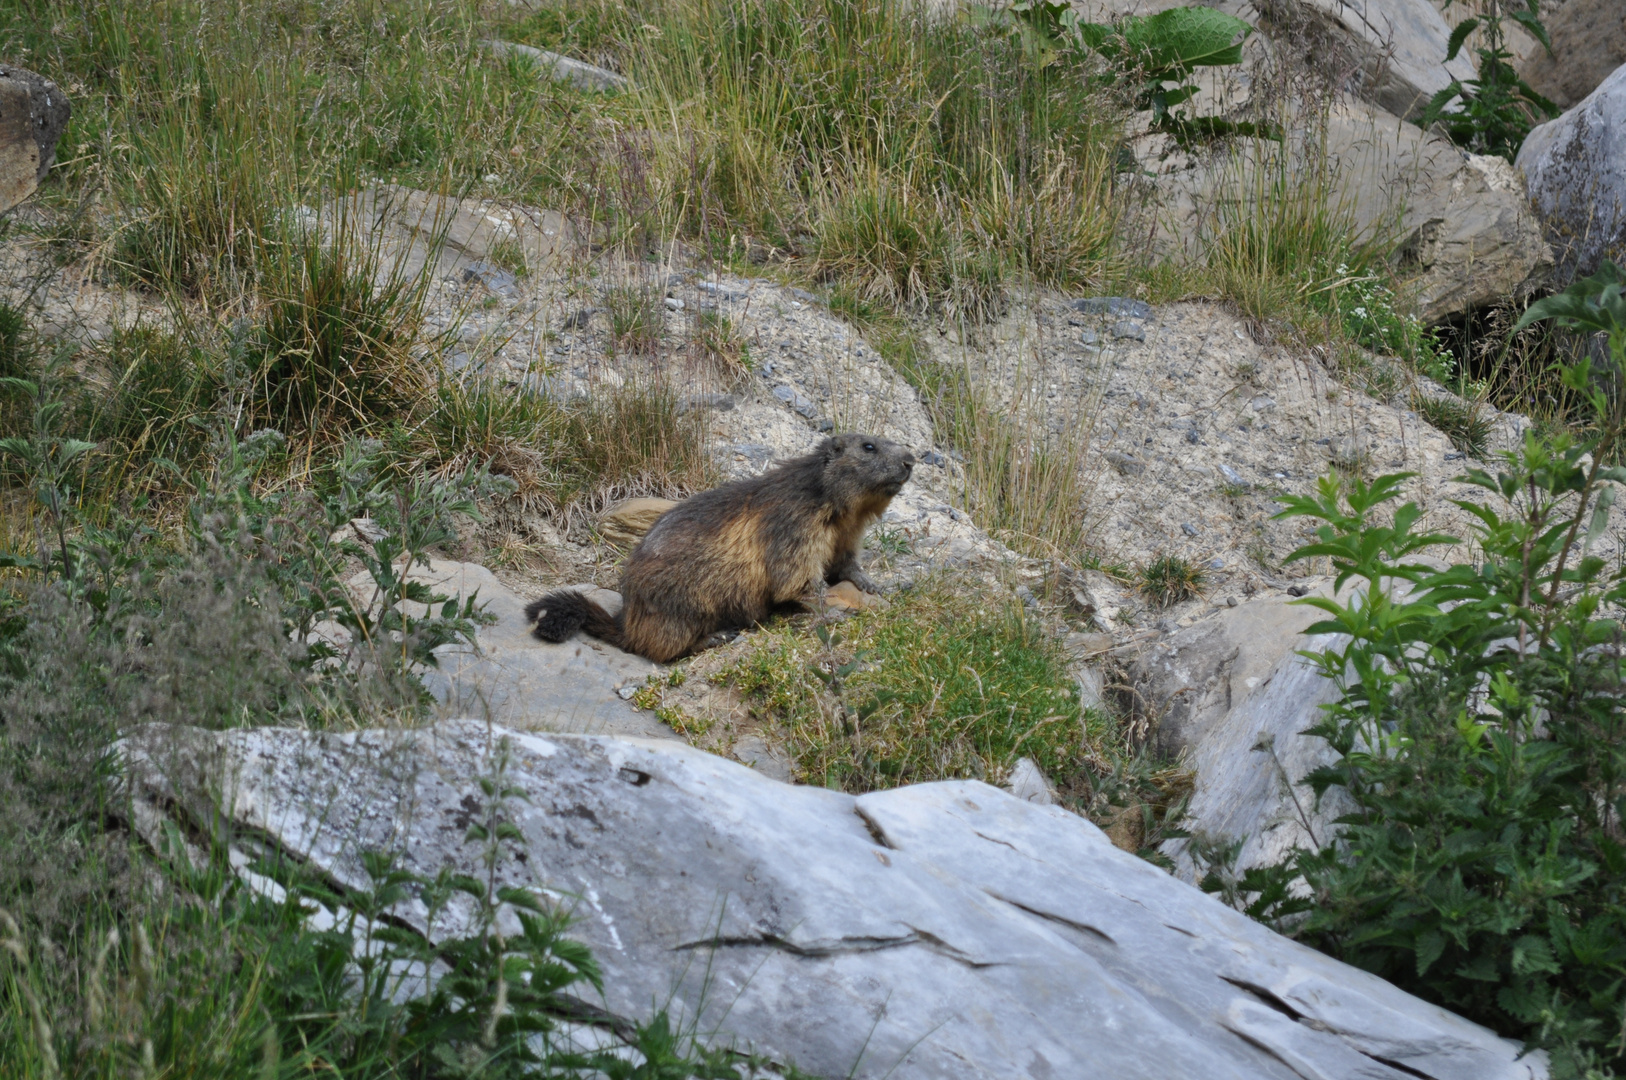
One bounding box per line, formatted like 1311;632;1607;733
598;497;678;547
1003;756;1058;805
0;64;70;213
1517;62;1626;288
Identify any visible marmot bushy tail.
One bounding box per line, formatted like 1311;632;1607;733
525;589;626;650
527;433;915;663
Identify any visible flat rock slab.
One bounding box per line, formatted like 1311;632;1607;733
351;559;670;739
482;39;630;93
322;183;571;285
126;720;1544;1080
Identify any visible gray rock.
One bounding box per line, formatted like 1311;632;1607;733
1218;462;1246;486
0;64;70;212
1154;98;1552;320
323;184;569;286
481;39;629;93
1130;590;1328;760
461;260;519;297
1003;757;1057;805
1517;63;1626;288
1516;0;1626;111
1262;0;1477;121
679;392;735;414
730;443;775;467
1325;100;1549;320
772;383;818;418
125;720;1545;1080
1105;451;1147;476
1070;296;1152;319
1110;319;1146;341
350;559;674;739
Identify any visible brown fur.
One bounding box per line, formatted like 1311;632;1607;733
526;434;915;662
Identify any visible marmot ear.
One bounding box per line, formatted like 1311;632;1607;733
823;438;840;458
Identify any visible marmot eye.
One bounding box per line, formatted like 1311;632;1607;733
863;442;876;452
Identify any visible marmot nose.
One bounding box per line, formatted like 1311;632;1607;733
901;451;916;469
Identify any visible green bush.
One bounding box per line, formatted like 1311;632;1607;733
1221;264;1626;1077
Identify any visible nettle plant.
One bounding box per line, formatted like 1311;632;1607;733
1217;264;1626;1077
1422;0;1558;161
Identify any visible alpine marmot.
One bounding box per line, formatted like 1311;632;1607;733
526;433;915;662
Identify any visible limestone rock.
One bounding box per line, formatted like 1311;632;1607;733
482;39;630;93
346;559;672;739
1516;63;1626;288
1003;756;1057;805
125;720;1546;1080
0;63;70;213
598;497;677;546
1516;0;1626;111
1130;589;1329;758
321;184;570;285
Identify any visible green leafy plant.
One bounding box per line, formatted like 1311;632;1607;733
979;3;1273;146
1421;0;1558;161
1211;266;1626;1075
1077;6;1276;146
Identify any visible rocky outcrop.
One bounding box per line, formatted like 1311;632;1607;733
1516;62;1626;288
1328;100;1552;321
125;719;1546;1079
0;63;70;213
343;559;674;739
481;39;629;93
1516;0;1626;111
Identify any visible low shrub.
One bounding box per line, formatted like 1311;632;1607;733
1218;265;1626;1077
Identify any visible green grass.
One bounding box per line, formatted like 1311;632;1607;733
720;581;1110;795
1138;554;1205;609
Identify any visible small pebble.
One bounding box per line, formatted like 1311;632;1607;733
1181;522;1198;536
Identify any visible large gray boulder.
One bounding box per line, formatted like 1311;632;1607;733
1327;99;1551;323
0;63;70;212
1516;0;1626;111
1516;62;1626;288
125;720;1545;1079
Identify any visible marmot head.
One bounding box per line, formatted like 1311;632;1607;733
821;433;915;502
